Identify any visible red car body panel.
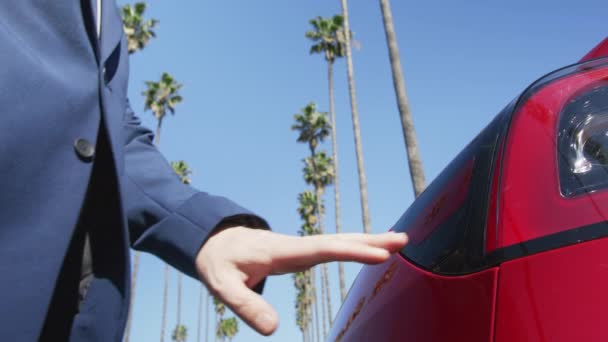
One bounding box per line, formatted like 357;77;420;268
328;254;498;342
495;237;608;342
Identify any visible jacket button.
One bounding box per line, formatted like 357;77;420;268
74;138;95;161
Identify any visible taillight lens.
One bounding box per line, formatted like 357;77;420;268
558;85;608;196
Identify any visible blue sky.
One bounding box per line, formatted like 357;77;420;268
119;0;606;341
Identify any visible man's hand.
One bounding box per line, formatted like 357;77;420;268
195;227;408;336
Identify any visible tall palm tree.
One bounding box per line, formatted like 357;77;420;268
339;0;372;234
142;73;183;145
121;2;159;54
303;152;335;333
141;73;183;342
306;14;348;302
171;161;192;341
293;104;334;336
297;191;320;342
294;270;313;342
378;0;426;196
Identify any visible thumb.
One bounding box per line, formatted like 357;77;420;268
217;273;279;336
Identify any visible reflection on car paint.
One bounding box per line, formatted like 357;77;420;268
335;296;366;342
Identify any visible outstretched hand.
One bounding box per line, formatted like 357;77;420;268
195;227;408;336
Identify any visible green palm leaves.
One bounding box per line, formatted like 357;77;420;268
292;103;330;153
214;297;239;342
171;161;192;185
217;317;238;342
297;191;320;235
121;2;158;54
142;72;183;145
143;73;183;122
306;15;346;63
303;152;335;191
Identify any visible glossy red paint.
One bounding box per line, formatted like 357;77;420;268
580;38;608;62
327;254;498;342
496;64;608;249
495;237;608;341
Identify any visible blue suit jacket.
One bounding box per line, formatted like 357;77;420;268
0;1;266;340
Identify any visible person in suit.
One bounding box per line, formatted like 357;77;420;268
0;1;408;340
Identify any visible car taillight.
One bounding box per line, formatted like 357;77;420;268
490;58;608;254
558;85;608;196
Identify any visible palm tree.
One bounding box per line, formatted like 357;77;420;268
338;0;372;234
141;73;183;342
306;14;348;302
296;191;322;342
171;161;192;339
121;2;159;54
292;103;331;156
294;270;313;342
171;325;187;342
142;72;183;145
378;0;426;196
303;153;335;333
293;104;334;337
297;191;319;342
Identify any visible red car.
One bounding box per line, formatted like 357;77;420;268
329;38;608;342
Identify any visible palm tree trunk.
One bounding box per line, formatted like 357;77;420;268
309;298;314;342
379;0;426;197
214;306;219;342
313;185;332;335
160;263;169;342
153;120;172;342
197;286;203;342
327;61;347;302
312;269;320;342
206;292;210;342
177;273;182;330
123;251;140;342
318;265;327;340
339;0;372;234
155;116;163;145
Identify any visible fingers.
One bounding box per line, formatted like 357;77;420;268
270;232;408;274
330;231;408;252
215;273;279;336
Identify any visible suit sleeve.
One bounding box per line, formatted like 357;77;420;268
121;100;269;286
